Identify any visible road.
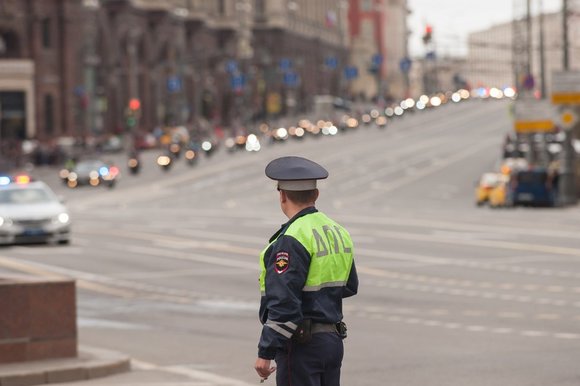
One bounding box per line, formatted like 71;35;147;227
2;99;580;385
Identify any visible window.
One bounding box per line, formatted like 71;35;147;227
255;0;265;15
41;18;51;48
218;0;225;15
0;91;26;140
44;94;54;135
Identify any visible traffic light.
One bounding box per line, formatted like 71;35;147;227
126;115;137;128
126;98;141;128
422;25;433;44
129;98;141;111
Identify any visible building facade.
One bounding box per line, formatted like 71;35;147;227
347;0;410;102
0;0;83;151
0;0;350;160
466;8;580;96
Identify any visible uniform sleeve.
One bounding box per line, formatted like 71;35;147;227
343;259;358;298
258;235;310;359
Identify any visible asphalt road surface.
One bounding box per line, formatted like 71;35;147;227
2;99;580;386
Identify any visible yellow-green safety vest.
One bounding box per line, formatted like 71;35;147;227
259;212;354;293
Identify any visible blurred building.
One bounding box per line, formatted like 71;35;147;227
0;0;82;148
465;6;580;96
347;0;410;102
0;0;353;154
465;21;513;91
251;0;349;119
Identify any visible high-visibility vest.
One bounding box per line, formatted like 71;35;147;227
259;212;354;293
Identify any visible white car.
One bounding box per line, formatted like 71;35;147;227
0;176;71;245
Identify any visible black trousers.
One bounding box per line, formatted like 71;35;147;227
275;332;344;386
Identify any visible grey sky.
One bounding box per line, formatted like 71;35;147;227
407;0;563;58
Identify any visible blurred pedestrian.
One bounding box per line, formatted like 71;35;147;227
254;156;358;385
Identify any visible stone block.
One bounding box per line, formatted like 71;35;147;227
28;281;76;339
0;283;30;340
0;279;77;364
27;338;77;361
0;341;28;363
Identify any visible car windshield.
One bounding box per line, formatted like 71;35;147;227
480;173;499;187
517;172;547;184
0;188;54;204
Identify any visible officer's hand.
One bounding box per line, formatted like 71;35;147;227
254;358;276;380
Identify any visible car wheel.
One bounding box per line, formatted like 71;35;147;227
58;239;70;245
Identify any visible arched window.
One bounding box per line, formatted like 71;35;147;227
0;30;21;58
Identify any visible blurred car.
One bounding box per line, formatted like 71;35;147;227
0;175;71;245
66;160;120;189
488;174;511;208
511;169;557;207
475;173;502;206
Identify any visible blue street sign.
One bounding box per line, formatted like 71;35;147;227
167;76;182;93
280;58;293;71
523;73;535;90
325;56;338;70
344;66;359;80
372;54;383;67
231;74;246;91
283;71;299;87
399;57;412;73
226;60;239;74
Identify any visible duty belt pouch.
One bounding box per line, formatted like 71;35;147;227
293;319;312;344
336;321;348;339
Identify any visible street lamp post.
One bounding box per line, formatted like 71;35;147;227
125;27;141;150
563;0;569;70
557;0;577;206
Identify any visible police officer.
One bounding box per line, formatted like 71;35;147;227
254;156;358;386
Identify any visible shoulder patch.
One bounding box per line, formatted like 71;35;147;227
274;252;290;274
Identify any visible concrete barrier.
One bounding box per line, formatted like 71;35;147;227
0;278;77;363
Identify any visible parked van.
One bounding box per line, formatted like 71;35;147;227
511;169;557;207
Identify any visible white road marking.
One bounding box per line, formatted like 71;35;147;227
554;333;580;340
536;314;560;320
356;311;579;341
132;360;256;386
78;317;151;330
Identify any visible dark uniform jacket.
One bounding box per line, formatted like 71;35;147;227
258;206;358;359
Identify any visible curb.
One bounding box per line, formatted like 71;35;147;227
0;346;130;386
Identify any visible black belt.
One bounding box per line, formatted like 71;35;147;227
311;323;338;334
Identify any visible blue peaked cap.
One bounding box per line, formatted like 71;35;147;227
265;156;328;190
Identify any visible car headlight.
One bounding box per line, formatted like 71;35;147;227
53;213;70;224
0;217;13;227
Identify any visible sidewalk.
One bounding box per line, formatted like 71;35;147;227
0;346;258;386
0;346;130;386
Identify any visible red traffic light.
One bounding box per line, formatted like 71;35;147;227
128;98;141;111
423;24;433;44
